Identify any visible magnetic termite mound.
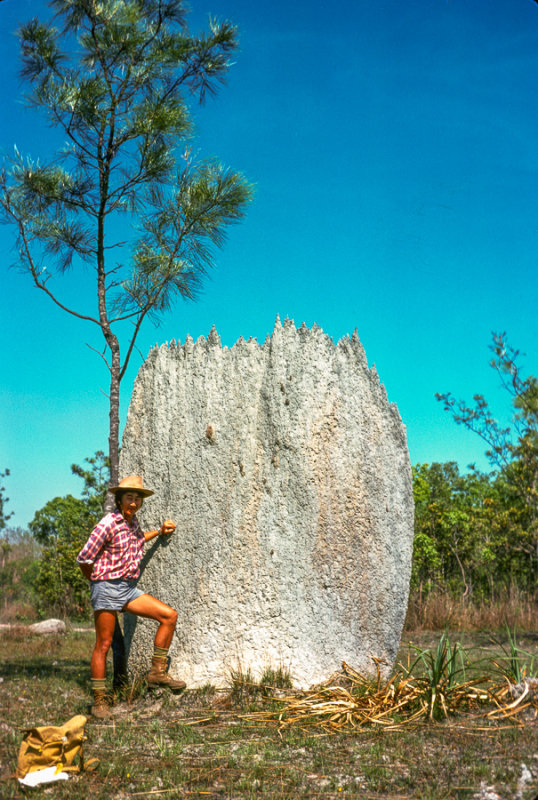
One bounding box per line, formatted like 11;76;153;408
120;317;414;688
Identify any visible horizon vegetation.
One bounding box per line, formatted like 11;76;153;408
0;333;536;630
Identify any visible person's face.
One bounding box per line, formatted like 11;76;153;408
120;491;143;521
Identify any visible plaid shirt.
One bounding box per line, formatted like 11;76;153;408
77;511;145;581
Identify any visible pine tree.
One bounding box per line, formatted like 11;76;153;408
1;0;252;499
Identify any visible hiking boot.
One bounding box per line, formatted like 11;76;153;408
91;690;112;720
147;657;186;691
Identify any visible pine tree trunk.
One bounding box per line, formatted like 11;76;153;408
108;342;128;686
103;344;121;514
108;347;121;486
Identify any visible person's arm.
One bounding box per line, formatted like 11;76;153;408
144;520;176;543
79;561;94;580
76;516;110;580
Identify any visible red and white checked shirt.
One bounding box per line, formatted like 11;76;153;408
77;511;146;581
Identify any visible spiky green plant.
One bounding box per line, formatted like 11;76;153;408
490;626;536;684
405;632;471;719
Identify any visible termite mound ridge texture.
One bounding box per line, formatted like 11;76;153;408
120;317;414;688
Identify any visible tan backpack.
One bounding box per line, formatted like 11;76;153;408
16;714;97;779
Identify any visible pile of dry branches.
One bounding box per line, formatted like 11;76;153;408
275;661;537;733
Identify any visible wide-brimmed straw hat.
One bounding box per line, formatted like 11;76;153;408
109;475;154;498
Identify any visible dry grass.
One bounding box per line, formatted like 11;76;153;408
0;602;39;624
404;588;538;632
276;664;485;733
0;627;537;799
275;638;537;734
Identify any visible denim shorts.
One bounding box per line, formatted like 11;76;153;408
90;579;144;611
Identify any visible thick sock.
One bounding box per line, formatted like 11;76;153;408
91;678;106;694
153;646;168;662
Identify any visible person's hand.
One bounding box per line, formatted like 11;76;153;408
160;520;176;536
79;562;94;581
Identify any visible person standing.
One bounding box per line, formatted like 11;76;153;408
77;475;186;719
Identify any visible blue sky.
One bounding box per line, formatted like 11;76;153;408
1;0;537;529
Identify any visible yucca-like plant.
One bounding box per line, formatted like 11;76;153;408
490;626;536;685
404;632;473;720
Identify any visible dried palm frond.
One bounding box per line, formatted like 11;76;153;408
486;677;538;721
276;657;535;733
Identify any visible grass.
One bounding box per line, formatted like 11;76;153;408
0;627;537;799
404;588;538;633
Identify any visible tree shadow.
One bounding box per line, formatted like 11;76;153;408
0;658;90;690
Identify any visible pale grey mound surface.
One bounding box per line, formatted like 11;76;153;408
121;318;414;688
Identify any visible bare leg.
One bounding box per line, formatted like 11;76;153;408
124;595;184;691
91;610;117;679
124;594;178;649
